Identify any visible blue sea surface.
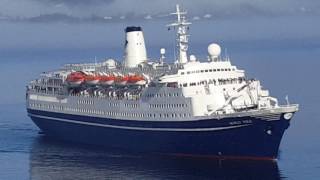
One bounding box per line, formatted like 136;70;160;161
0;41;319;179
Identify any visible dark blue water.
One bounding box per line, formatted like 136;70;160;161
0;42;319;179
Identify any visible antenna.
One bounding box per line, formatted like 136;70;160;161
285;95;290;105
225;48;229;61
160;48;166;64
167;4;191;64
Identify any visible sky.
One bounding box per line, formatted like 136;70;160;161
0;0;319;20
0;0;319;52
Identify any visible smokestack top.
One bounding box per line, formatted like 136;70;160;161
125;26;142;33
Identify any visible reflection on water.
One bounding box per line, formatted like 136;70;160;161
30;137;283;180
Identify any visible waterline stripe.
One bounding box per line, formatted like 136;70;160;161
29;113;251;132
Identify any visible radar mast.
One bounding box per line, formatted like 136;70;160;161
167;4;191;64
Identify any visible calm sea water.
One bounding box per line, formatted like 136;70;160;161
0;42;319;179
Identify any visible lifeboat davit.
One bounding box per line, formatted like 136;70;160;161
66;71;85;87
128;74;146;85
99;74;115;86
84;74;100;85
115;75;129;86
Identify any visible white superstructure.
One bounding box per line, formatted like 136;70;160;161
26;4;292;121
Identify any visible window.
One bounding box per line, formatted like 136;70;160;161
181;72;185;75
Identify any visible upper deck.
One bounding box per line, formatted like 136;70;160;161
26;5;296;118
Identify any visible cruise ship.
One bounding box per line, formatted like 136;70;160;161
26;5;298;160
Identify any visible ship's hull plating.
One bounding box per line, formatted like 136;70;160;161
27;109;291;160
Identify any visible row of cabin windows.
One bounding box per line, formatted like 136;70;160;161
78;100;94;105
145;93;180;98
180;68;235;75
78;100;119;107
104;112;190;118
32;102;187;111
78;102;141;108
30;103;99;114
181;80;208;87
109;103;120;107
30;103;190;118
75;102;131;107
66;107;104;115
180;77;246;88
31;103;104;115
124;104;139;108
149;103;187;108
29;103;64;111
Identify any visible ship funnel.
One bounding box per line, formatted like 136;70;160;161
124;26;147;68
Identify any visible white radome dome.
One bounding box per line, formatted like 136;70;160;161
160;48;166;55
189;54;196;62
104;59;116;67
208;43;221;57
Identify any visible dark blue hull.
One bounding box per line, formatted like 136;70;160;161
27;109;291;160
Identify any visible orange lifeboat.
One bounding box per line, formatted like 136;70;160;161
99;74;116;86
115;75;129;86
128;74;146;85
66;71;85;87
84;74;100;85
